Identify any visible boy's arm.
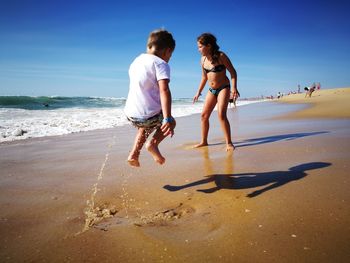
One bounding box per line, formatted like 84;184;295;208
159;79;176;137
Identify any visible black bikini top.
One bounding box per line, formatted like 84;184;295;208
202;57;226;73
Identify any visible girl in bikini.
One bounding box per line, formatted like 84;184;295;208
193;33;239;151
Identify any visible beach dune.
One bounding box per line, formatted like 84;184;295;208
0;88;349;262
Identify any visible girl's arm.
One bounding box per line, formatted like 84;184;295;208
193;57;208;103
221;52;239;98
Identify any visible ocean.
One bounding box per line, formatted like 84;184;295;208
0;96;263;142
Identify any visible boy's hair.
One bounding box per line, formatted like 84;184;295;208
147;29;176;51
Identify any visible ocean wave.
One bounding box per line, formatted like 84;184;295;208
0;107;129;142
0;96;126;110
0;98;264;143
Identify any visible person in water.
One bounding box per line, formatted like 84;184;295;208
193;33;239;151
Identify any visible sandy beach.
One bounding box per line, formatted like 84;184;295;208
279;87;350;119
1;88;349;262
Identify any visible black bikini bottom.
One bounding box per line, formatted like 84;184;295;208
209;84;230;96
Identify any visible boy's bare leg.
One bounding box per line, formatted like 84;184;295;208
146;127;166;165
128;128;151;167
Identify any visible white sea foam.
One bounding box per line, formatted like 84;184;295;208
0;99;264;143
0;107;128;142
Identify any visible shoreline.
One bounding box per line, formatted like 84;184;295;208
1;90;349;262
0;99;264;144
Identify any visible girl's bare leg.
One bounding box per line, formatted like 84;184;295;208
194;92;217;148
217;88;234;151
146;127;167;165
128;128;152;167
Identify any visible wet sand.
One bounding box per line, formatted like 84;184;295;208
1;88;349;262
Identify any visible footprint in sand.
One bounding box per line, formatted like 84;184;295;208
84;203;119;231
138;204;223;242
90;203;196;231
92;203;196;231
134;203;195;227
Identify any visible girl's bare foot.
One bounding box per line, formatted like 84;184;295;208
146;142;165;165
226;143;235;151
193;142;208;148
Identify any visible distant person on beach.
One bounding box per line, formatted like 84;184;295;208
124;29;176;167
193;33;239;151
316;82;321;90
304;86;315;98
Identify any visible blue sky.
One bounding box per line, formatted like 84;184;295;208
0;0;349;98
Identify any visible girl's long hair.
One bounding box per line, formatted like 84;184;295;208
197;33;220;63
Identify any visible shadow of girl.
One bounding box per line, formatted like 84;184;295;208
164;162;331;197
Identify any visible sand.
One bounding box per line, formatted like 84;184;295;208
0;88;349;262
279;87;350;119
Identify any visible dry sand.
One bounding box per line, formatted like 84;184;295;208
279;87;350;119
1;88;349;262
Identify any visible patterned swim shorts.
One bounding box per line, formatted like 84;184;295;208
127;112;163;129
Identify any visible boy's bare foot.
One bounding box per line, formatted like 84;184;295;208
127;158;140;167
146;142;165;165
127;152;140;167
193;142;208;148
226;143;235;151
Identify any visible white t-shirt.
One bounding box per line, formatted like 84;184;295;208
124;53;170;119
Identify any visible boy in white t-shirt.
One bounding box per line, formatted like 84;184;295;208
124;29;176;167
